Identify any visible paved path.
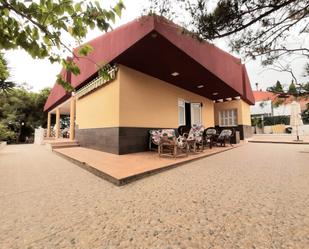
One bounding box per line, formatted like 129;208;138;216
249;134;309;144
0;144;309;249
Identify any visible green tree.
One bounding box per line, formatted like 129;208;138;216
288;81;298;95
0;0;125;90
0;123;16;142
267;81;284;93
0;85;51;143
0;53;14;93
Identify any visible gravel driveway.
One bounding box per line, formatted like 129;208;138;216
0;143;308;249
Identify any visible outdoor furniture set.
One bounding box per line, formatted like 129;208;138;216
149;125;234;158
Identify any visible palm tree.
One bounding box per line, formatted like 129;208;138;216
0;80;15;94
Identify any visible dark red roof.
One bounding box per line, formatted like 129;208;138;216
253;91;277;102
44;15;254;112
253;91;309;111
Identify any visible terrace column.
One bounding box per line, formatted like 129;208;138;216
55;108;60;139
69;96;76;141
47;112;51;138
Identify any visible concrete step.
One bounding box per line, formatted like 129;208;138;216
52;143;80;149
45;141;80;150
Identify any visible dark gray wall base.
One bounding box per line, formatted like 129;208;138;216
76;126;173;155
76;127;119;154
240;125;253;139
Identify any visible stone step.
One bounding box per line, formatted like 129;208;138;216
45;141;80;150
51;143;80;149
50;141;79;146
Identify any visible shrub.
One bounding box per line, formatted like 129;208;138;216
0;123;16;143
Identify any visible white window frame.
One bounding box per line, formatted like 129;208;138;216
219;109;237;127
178;99;186;126
191;102;202;125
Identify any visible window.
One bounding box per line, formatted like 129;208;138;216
219;109;237;126
178;99;185;126
191;103;202;125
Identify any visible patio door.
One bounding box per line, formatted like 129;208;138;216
178;99;202;126
185;102;191;127
191;102;202;125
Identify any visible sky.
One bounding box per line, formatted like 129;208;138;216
5;0;309;93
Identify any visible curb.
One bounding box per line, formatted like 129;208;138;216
248;140;309;145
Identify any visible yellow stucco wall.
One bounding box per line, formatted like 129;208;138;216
214;99;251;126
241;100;252;125
75;75;120;129
119;65;214;128
75;65;215;129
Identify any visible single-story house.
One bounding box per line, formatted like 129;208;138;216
44;15;255;155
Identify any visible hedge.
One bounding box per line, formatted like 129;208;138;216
263;115;290;126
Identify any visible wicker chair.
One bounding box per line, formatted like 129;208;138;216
149;129;162;151
184;124;205;152
158;129;188;158
177;125;191;136
216;129;234;147
204;127;218;149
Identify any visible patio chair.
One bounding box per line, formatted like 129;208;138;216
216;129;234;147
184;124;205;153
158;129;188;158
204;127;218;149
177;125;190;136
149;129;162;151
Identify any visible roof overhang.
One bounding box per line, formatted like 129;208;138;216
49;97;71;115
44;15;254;112
112;31;242;102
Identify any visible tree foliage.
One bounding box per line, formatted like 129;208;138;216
146;0;308;57
267;79;308;97
188;0;308;61
0;123;16;142
267;80;284;93
0;0;125;90
0;53;15;94
0;53;9;80
288;81;298;95
0;85;51;143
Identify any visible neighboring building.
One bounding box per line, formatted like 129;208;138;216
44;15;254;155
250;91;274;117
251;90;309;118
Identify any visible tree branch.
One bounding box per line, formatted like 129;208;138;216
208;0;296;39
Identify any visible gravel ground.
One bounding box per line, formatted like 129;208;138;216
0;143;309;249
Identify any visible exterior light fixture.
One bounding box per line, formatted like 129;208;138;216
226;97;232;101
212;92;218;95
217;99;223;102
151;33;158;38
234;96;241;100
171;72;179;76
197;84;204;88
